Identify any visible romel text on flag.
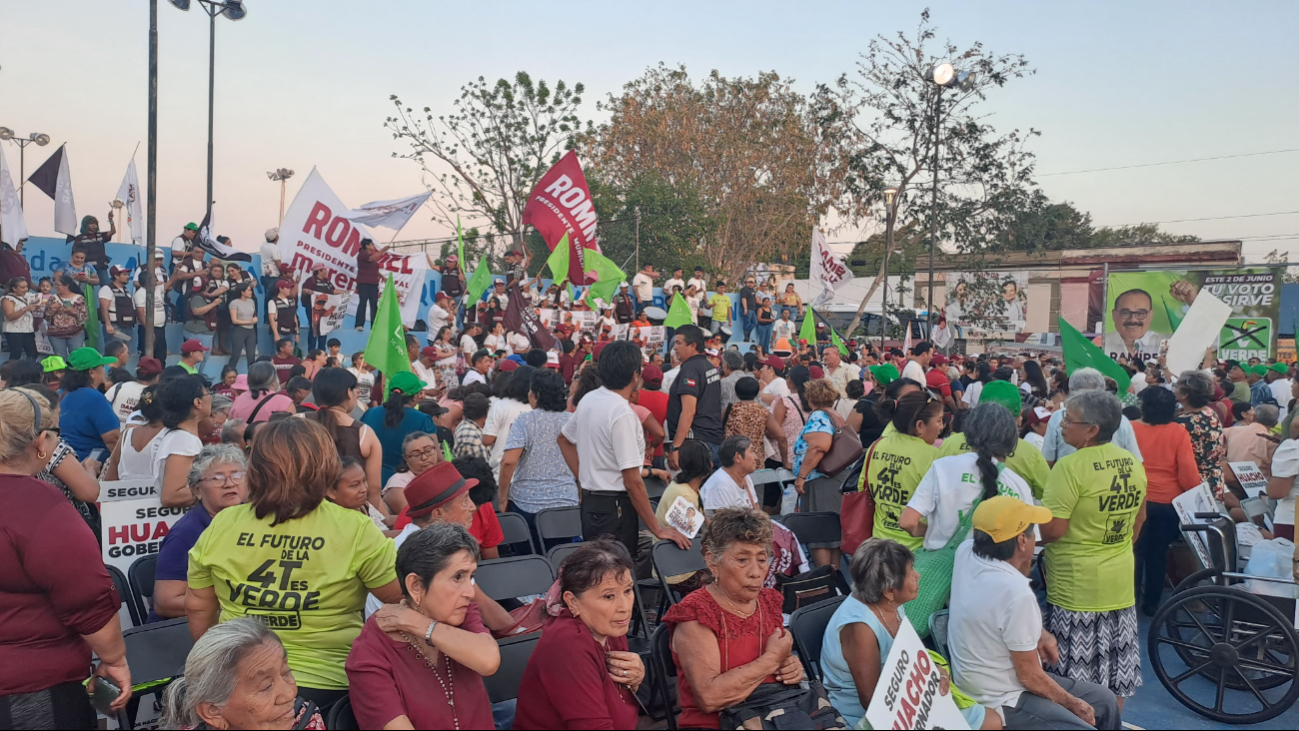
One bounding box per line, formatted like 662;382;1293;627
810;227;851;307
27;143;77;235
522;150;598;285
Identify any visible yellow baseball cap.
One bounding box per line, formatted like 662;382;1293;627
973;496;1053;542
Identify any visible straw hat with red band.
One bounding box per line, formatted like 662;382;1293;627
404;462;479;519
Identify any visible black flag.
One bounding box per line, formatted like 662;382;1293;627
502;280;555;351
193;208;252;261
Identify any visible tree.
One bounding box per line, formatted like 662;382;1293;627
586;173;716;276
998;201;1096;252
588;64;843;282
1089;224;1199;249
816;10;1038;333
1261;250;1298;284
387;72;593;253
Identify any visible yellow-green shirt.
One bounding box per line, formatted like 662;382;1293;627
188;500;397;690
1042;442;1147;612
938;433;1051;500
709;294;733;324
858;431;937;550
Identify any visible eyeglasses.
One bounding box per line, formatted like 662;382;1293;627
405;445;440;462
1116;309;1150;320
201;471;245;485
1060;416;1093;428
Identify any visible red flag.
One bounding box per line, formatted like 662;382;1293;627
522;150;599;285
502;280;556;351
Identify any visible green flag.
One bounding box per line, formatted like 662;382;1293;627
363;275;412;388
83;283;100;349
829;326;849;357
1161;296;1185;332
799;305;817;344
456;215;466;269
1058;317;1130;388
545;233;571;284
465;257;492;305
664;292;694;328
442;440;454;462
583;248;625;305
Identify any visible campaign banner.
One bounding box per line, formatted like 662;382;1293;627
944;271;1029;335
99;480;192;630
810;228;851;307
1229;461;1268;499
278;168;428;327
1104;269;1282;362
864;617;970;730
521;150;599;285
1171;481;1221;569
316;293;350;336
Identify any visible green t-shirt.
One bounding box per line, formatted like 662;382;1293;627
938;433;1051;500
188;500;398;690
709;294;733;324
858;431;936;550
1042;442;1147;612
179;361;198;374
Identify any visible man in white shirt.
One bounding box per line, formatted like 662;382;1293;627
631;264;657;315
663;267;685;298
259;228;282;308
171;222;199;262
822;346;854;398
412;347;442;398
1041;368;1143;465
558;341;688;558
490;279;509;310
1266;363;1292;421
771;309;796;346
700;435;761;513
134;258;170;360
901;341;931;385
462;350;491;386
428;292;452;335
950;496;1119;730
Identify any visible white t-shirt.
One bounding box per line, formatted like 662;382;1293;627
700;470;759;514
901;359;925;385
484;398;533;479
905;453;1036;551
133;286;167;327
1270;379;1292;420
484;332;506;353
151;429;203;482
171;234;191;256
1022;431;1045;450
664;278;685;296
260;240;282;277
118;427;161;480
96;285;119;320
463;370;487;387
949;540;1041;721
428;303;451;334
560;387;645;493
1266;440;1299;526
106;381;147;426
508;332;531;355
763;378;791;402
661;367;680;393
460;334;478;356
411;360;439;393
383;470;415;497
962;380;984;407
632;272;654;302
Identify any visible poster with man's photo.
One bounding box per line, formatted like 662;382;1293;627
1103;269;1281;362
944;271;1029;334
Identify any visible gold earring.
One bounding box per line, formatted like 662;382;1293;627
37;450;47;460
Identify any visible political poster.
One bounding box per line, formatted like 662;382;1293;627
864;616;971;730
278;168;428;327
315;293;350;336
1229;461;1269;499
944;271;1029;335
1171;482;1221;569
99;479;192;630
664;495;704;538
1104;269;1282;363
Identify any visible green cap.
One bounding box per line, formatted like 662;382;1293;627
1269;362;1289;375
184;222;200;231
41;355;68;373
387;370;426;395
67;347;117;371
869;363;900;387
979;380;1023;416
1249;364;1269;377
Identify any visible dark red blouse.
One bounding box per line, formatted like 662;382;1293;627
356;249;381;286
0;474;120;695
513;614;639;730
662;586;785;729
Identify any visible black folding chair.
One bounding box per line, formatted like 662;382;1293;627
649;623;679;729
651;539;706;608
546;542;582;573
644;475;668;501
495;511;535;556
781;511;842;553
325;695;359;731
535;506;582;551
118;618;194;730
107;564;143;627
127;554;159;620
789;595;846;682
484;633;541;704
474;555;556;602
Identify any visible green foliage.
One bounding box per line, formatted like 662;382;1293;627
1089;224;1199;249
586;173;716;276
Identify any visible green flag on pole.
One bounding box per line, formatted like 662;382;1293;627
829;326;849;357
799;306;817;344
83;283;100;349
1059;317;1130;387
456;215;466;268
465;257;492;305
545;233;571;284
664;292;694;328
363;275;412;395
584;248;625;305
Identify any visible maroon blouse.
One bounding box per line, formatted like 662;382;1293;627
513;614;639;730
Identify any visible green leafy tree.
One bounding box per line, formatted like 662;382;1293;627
1089;224;1199;249
387;72;593;254
997;201;1096;252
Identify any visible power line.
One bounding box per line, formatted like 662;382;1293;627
1038;149;1299;177
1103;210;1299;227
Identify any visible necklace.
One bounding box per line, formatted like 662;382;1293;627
869;602;901;637
709;584;758;619
401;631;459;731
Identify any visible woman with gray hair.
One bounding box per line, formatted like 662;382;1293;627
1040;389;1148;710
148;444;247;622
160;617;325;729
820;538;995;729
1042;367;1144;466
1174;369;1225;499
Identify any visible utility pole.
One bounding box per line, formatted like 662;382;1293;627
144;0;158;357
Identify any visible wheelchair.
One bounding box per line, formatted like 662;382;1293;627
1147;512;1299;723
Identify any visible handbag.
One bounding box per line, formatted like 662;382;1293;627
903;464;1004;639
490;598;548;639
814;409;863;477
718;680;847;730
774;564;840;614
840;440;878;558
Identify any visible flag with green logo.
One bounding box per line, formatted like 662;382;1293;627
584;248;625;305
1059;317;1129;388
664;292;694;328
799;306;817;344
83;283;100;349
466;257;492;305
363;275;412;395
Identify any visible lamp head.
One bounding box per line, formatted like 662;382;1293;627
956;71;978;92
883;186;899;208
32;133;50;146
0;127;13;141
168;0;191;10
222;1;247;20
929;63;955;86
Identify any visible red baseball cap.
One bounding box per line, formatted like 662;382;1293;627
932;353;948;367
497;359;519;372
420;346;439;359
137;357;164;377
809;365;825;379
761;355;785;371
405;463;478;519
181;339;210;355
592;341;609;361
642;365;664;386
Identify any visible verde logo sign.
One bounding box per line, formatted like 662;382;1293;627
1220;317;1272;361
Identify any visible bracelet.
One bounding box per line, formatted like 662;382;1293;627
424;620;438;645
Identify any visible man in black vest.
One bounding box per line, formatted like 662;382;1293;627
666;324;724;469
97;265;137;348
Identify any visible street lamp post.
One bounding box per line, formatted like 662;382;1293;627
267;168;294;226
0;128;52;208
169;1;246;222
923;63;976;333
145;0;159;357
881;186;898;352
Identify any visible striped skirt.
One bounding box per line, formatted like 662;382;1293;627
1045;603;1143;698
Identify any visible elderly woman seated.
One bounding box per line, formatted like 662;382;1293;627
161;617;326;730
513;539;644;729
346;522;501;730
662;508;804;728
820;538;998;729
148;444;247;622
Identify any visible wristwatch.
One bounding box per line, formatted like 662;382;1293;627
663;443;678;454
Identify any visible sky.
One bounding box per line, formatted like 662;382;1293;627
2;0;1297;263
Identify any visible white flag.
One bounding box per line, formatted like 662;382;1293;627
0;145;28;246
810;228;851;306
341;191;432;231
27;143;77;235
114;158;143;244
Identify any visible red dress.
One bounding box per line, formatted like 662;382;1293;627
661;587;785;729
513;614;639;730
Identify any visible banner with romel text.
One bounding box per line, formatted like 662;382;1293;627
1104;269;1282;362
521;150;599;285
865;616;970;730
278;168;428;327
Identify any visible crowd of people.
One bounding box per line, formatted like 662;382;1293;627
5;225;1299;730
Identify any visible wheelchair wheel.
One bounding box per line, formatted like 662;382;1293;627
1148;585;1299;724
